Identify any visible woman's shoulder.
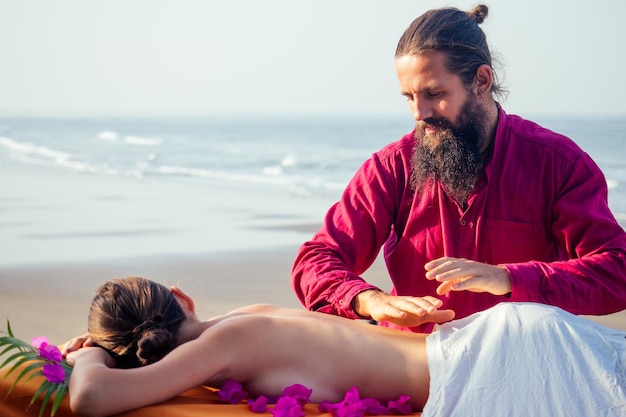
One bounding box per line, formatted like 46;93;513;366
203;307;287;337
226;304;285;315
202;304;288;329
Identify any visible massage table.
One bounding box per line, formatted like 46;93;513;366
1;364;422;416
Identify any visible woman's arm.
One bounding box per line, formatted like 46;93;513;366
67;334;228;417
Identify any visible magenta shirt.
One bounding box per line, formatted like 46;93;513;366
291;108;626;332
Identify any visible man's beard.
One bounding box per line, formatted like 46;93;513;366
410;94;489;205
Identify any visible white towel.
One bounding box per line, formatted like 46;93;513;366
423;302;626;417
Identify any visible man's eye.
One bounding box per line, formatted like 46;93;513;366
428;91;442;98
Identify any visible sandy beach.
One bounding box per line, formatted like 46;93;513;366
0;248;309;344
1;243;625;346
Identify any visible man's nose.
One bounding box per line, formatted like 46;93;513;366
411;97;433;122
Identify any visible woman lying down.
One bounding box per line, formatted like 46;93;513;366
64;276;626;417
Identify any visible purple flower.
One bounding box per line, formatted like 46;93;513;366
345;387;362;402
220;381;412;417
248;396;268;413
318;386;367;417
361;398;387;415
218;380;248;404
265;395;280;404
32;336;63;363
318;400;338;414
39;343;63;363
336;402;367;417
282;384;312;406
318;386;412;417
42;363;66;384
386;395;413;415
270;396;305;417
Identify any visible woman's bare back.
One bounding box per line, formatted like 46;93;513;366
67;282;432;417
199;305;430;409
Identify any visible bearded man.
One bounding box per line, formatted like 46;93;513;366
291;5;626;333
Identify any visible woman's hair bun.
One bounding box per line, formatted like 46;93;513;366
467;4;489;24
135;328;177;366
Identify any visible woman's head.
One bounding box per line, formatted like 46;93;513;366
87;276;186;368
395;4;505;99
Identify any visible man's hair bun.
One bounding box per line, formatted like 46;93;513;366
467;4;489;24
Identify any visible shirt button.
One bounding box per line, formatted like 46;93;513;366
460;219;467;226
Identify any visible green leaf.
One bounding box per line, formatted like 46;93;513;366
37;384;56;417
0;338;22;354
3;356;41;382
2;320;71;417
51;384;68;416
0;344;19;357
1;350;39;372
7;361;43;395
0;335;32;352
30;381;51;407
6;319;15;337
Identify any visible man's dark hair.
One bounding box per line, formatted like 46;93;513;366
396;4;506;99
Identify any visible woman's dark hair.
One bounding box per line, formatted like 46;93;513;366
87;276;186;368
396;4;506;99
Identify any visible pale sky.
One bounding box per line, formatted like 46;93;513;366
1;0;624;118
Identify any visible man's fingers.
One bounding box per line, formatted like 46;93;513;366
424;257;462;279
383;308;455;328
432;309;455;323
370;295;442;322
380;304;409;320
424;257;454;271
393;296;443;316
368;295;454;327
436;275;474;295
436;281;453;295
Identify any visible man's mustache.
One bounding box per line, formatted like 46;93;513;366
418;118;455;131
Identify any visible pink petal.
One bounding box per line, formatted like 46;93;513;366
317;387;369;417
387;395;413;415
361;398;387;415
248;396;268;413
282;384;312;406
335;402;367;417
343;386;362;403
218;380;248;404
270;396;305;417
318;400;337;413
32;336;48;349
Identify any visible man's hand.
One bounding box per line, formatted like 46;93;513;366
425;257;512;296
354;290;455;328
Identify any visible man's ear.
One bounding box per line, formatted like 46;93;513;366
171;286;196;314
475;64;493;97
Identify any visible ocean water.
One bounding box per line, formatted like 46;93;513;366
1;115;625;267
0;116;414;200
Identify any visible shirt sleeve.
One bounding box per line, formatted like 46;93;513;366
503;151;626;314
291;142;409;318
